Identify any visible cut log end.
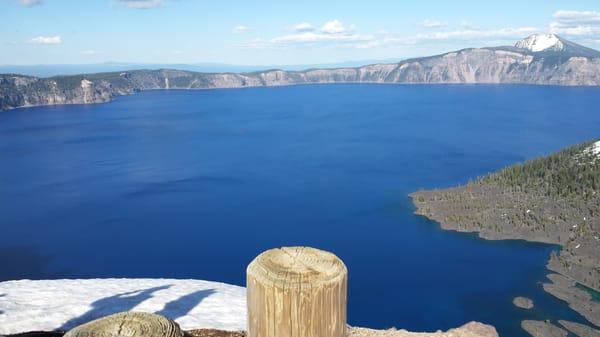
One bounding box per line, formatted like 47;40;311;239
63;312;184;337
247;246;347;288
247;246;347;337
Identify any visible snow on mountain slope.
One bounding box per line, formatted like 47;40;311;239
592;141;600;156
515;34;564;52
586;141;600;157
0;279;247;334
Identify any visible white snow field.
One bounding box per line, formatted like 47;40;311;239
0;278;247;334
515;34;564;52
591;141;600;156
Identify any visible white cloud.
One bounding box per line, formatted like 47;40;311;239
553;10;600;25
414;27;539;42
550;10;600;37
29;36;62;44
81;49;97;55
117;0;162;9
321;19;349;34
240;19;371;49
19;0;42;6
290;22;315;33
380;27;540;47
271;32;374;45
232;25;249;34
239;18;548;51
422;19;447;28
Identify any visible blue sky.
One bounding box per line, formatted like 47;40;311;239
1;0;599;65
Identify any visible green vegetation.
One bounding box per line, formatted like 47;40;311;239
411;140;600;329
479;141;600;200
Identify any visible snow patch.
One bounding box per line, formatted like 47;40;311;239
80;79;93;89
515;34;564;52
590;141;600;156
579;140;600;163
0;278;246;334
494;50;523;57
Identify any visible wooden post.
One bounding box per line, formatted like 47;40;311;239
247;246;347;337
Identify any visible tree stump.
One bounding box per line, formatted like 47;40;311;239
63;312;184;337
246;247;347;337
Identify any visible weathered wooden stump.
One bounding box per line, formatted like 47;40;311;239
246;247;347;337
63;312;184;337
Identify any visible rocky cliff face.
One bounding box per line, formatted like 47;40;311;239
2;35;600;110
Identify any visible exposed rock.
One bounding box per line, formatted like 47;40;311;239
2;36;600;111
521;320;567;337
6;324;498;337
348;322;498;337
558;320;600;337
513;297;534;309
186;329;245;337
410;141;600;325
543;274;600;327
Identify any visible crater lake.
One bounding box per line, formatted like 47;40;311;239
1;84;600;337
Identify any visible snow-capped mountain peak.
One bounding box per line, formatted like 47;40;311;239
515;34;564;52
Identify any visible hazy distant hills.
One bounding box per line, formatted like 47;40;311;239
2;34;600;110
0;59;405;78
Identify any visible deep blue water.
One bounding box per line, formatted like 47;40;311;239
1;84;600;336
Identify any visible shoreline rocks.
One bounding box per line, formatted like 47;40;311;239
3;39;600;111
558;320;600;337
521;320;567;337
513;297;534;310
543;274;600;327
4;322;499;337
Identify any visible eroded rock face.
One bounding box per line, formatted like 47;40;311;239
2;41;600;110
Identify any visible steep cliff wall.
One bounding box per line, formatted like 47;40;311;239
2;45;600;111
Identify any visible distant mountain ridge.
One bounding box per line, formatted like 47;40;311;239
2;34;600;110
0;59;405;78
514;33;600;58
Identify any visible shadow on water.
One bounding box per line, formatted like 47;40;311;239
59;285;171;330
155;289;216;320
0;246;55;282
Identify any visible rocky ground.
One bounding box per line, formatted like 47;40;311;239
513;297;534;310
543;274;600;327
410;141;600;337
347;322;497;337
521;320;567;337
3;322;499;337
2;37;600;110
558;320;600;337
